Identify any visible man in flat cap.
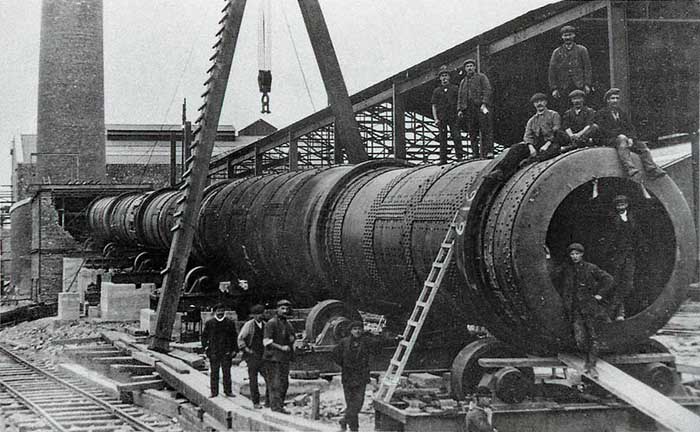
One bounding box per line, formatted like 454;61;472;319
333;320;377;432
201;304;239;398
601;195;641;321
593;88;666;179
238;304;269;408
458;58;494;159
549;243;613;374
561;89;597;151
548;25;592;113
486;93;566;181
263;299;296;413
431;65;462;165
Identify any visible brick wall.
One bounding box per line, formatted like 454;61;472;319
10;200;32;298
36;0;105;184
31;191;82;303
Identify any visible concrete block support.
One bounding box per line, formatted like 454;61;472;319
58;292;81;320
100;282;150;321
141;308;184;342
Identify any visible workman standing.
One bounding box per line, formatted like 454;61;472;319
548;25;592;113
238;304;269;408
486;93;566;182
431;65;462;165
263;299;296;414
603;195;640;321
561;89;597;152
466;387;497;432
333;321;373;432
457;58;494;159
549;243;613;374
592;88;666;180
201;304;238;398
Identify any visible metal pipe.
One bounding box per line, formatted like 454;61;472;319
88;149;695;355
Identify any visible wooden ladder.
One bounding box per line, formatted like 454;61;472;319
375;216;460;403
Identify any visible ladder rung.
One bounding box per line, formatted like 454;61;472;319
441;242;454;248
160;268;169;276
176;195;187;204
182;167;193;178
185;155;195;165
218;13;229;25
178;182;189;191
415;301;428;308
399;340;411;348
407;319;419;327
424;282;435;288
390;359;402;367
170;223;182;232
173;210;183;218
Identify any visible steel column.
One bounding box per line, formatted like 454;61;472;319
289;133;299;171
607;1;631;109
297;0;368;164
392;84;406;160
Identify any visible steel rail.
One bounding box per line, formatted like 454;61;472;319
0;344;157;432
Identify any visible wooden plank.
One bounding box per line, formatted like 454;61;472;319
479;353;675;368
559;353;700;432
677;364;700;376
489;0;607;53
109;364;156;375
168;349;206;370
117;379;165;393
48;337;103;346
91;356;139;365
130;350;190;374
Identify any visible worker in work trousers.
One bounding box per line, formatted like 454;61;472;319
549;243;613;374
592;88;666;180
431;65;463;164
603;194;641;322
548;25;592;113
458;58;494;159
201;303;238;398
237;303;269;408
263;299;296;414
466;387;497;432
486;93;567;182
333;321;375;432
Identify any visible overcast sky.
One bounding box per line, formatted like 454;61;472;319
0;0;554;186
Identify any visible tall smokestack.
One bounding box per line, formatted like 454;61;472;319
36;0;106;184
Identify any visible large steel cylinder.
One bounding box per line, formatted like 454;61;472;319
87;148;695;354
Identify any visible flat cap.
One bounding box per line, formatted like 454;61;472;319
613;194;628;204
604;87;621;101
560;25;576;34
463;58;476;66
250;304;265;314
568;89;586;99
350;321;364;330
567;243;585;253
438;65;450;77
530;92;548;103
276;299;292;307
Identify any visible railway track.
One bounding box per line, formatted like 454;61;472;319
0;344;169;432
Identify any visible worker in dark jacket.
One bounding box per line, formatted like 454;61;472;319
550;243;613;374
333;321;374;432
548;25;592;112
201;304;239;398
431;65;462;165
561;89;597;151
602;195;641;322
592;88;666;180
486;93;568;182
466;387;497;432
237;304;268;408
457;58;494;159
263;299;296;414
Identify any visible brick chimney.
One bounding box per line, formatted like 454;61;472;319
36;0;106;184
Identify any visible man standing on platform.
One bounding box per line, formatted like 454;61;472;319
333;321;373;432
548;25;592;112
238;304;269;408
431;65;462;165
458;58;494;159
263;299;296;414
201;304;238;398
